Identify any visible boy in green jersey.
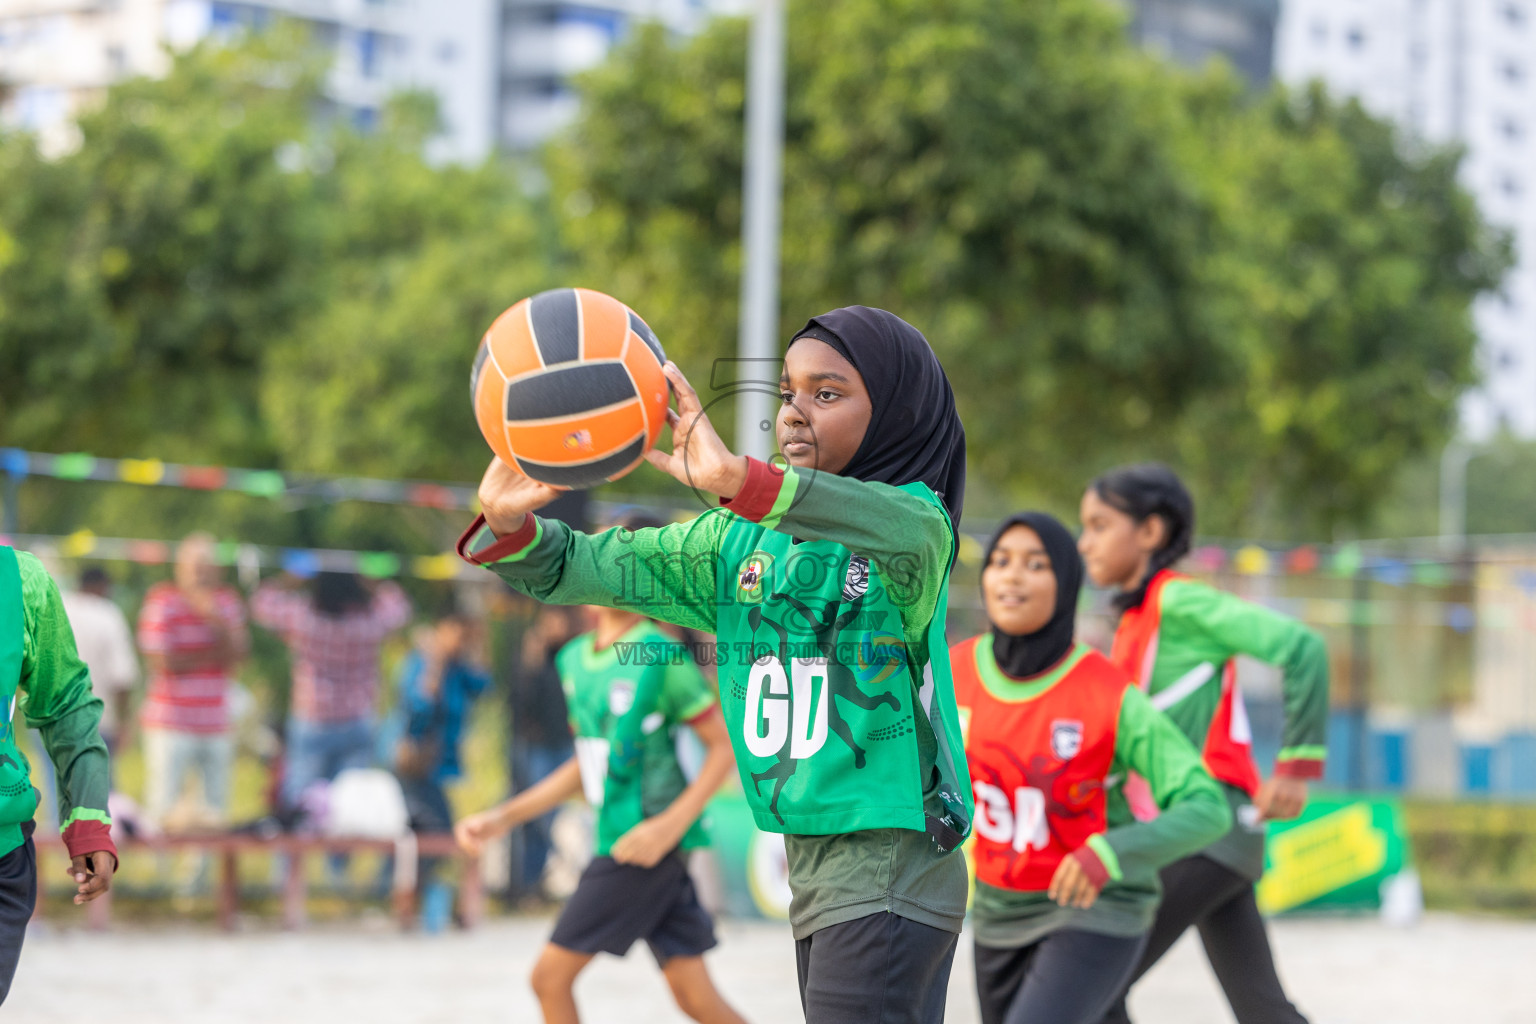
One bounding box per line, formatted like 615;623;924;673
456;518;746;1024
457;306;973;1024
0;547;118;1006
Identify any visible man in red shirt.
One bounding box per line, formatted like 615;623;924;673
136;533;248;829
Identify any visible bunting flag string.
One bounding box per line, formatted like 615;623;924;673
0;530;482;583
0;448;1513;585
14;527;1536;634
1;448;480;512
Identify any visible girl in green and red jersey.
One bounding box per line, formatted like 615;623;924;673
456;513;746;1024
458;306;973;1024
1078;464;1328;1024
955;512;1229;1024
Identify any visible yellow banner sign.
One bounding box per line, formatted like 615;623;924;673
1257;803;1388;913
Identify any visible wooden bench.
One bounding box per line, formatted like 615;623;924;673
31;833;484;932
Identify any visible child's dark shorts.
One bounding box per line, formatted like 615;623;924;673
549;849;717;965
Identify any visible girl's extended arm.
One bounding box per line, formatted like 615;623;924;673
1050;686;1231;908
1167;580;1329;795
454;757;583;855
462;361;952;637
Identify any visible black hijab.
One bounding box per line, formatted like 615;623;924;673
790;306;966;531
983;512;1083;679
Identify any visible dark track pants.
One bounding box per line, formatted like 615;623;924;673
0;823;38;1007
1099;854;1308;1024
795;912;959;1024
975;929;1147;1024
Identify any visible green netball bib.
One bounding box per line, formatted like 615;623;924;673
713;484;972;850
0;547;41;827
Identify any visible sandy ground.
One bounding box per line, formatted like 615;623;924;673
6;911;1532;1023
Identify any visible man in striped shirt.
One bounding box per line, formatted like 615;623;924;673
251;572;411;811
135;533;248;828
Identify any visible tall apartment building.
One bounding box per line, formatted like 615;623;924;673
0;1;498;160
1124;0;1282;86
1276;0;1536;438
0;0;723;160
499;1;719;151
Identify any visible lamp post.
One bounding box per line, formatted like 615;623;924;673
734;0;786;461
1438;441;1476;549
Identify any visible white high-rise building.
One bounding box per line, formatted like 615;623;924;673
0;1;499;162
1277;0;1536;438
0;1;729;161
499;1;723;151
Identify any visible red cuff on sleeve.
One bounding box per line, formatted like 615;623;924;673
61;820;119;868
456;513;539;566
1274;758;1325;780
1070;845;1111;888
718;457;784;522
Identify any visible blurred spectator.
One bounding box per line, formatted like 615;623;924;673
393;602;490;929
60;565;139;754
136;533;248;828
252;571;410;813
506;604;582;901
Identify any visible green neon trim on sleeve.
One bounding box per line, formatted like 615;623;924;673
758;466;800;531
1277;745;1327;762
60;807;112;834
492;517;544;565
1086;833;1123;882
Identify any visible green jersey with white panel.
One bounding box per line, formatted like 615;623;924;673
556;621;716;857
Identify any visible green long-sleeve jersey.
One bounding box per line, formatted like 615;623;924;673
1;547;116;862
557;621;716;857
1112;570;1330;879
459;457;973;939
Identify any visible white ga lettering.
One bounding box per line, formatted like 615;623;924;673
972;781;1049;853
743;656;829;759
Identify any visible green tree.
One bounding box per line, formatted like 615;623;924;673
550;0;1508;536
0;31;327;462
1168;83;1510;535
1;31;568;551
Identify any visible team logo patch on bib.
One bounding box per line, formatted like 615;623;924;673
609;680;636;717
737;552;774;601
1051;719;1083;760
842;555;871;602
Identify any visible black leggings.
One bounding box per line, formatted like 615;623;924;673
1099;854;1308;1024
975;929;1147;1024
795;912;958;1024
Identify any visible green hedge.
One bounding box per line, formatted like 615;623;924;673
1405;801;1536;915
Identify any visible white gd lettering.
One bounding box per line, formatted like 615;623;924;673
743;656;829;759
972;781;1049;853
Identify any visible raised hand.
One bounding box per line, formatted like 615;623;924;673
644;362;749;500
477;457;567;536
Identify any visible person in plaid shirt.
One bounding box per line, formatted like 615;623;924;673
136;533;248;828
252;571;411;812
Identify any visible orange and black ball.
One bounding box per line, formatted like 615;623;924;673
472;288;669;488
